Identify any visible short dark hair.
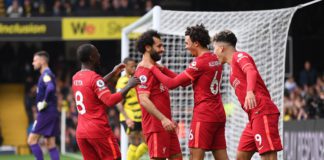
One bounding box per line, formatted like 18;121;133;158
136;30;161;54
185;24;210;48
77;43;94;63
123;57;135;64
212;30;237;47
34;51;49;63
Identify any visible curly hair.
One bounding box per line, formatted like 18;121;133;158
185;24;210;48
136;30;161;54
212;30;237;47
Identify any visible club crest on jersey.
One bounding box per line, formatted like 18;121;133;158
96;80;106;90
139;75;147;83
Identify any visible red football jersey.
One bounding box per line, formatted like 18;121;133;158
72;70;118;138
230;52;280;120
184;52;226;122
135;66;172;134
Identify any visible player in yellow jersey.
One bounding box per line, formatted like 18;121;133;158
116;57;148;160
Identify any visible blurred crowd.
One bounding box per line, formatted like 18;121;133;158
284;61;324;121
4;0;155;17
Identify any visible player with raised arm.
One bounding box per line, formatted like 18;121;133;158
134;30;183;160
28;51;60;160
144;24;228;160
72;43;139;160
116;57;148;160
212;30;282;160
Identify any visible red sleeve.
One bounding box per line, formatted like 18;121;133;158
151;66;191;89
161;67;177;78
234;52;257;91
136;68;154;95
92;75;123;107
184;59;204;81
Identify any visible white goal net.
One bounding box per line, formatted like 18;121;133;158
121;5;299;160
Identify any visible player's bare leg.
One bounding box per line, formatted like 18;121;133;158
212;149;229;160
260;151;277;160
236;151;254;160
27;133;41;145
189;148;205;160
45;136;56;149
169;153;183;160
28;133;44;159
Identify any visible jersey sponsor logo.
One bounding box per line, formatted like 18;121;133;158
160;83;165;92
96;79;106;90
139;75;147;83
209;61;221;67
139;85;147;89
43;74;51;83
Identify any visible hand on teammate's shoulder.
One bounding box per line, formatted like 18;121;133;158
127;77;141;88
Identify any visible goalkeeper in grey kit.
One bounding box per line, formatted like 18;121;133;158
28;51;60;160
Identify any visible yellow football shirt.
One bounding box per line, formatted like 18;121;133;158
116;75;142;122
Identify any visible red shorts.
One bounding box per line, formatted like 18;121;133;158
189;121;226;150
77;137;121;160
238;114;283;154
144;131;181;158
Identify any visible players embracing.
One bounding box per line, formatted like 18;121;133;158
140;25;228;160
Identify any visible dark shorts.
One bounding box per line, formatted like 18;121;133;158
31;113;59;137
121;121;142;134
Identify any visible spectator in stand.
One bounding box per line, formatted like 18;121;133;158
101;0;113;15
145;0;153;12
52;0;62;16
74;0;88;16
299;61;317;88
23;0;32;17
7;0;23;17
285;76;297;93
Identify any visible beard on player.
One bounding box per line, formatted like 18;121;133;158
150;48;162;62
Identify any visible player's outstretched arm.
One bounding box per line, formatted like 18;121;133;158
99;77;140;107
151;65;191;89
138;93;176;131
103;63;125;83
158;64;178;78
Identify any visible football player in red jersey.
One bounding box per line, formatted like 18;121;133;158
143;24;228;160
213;30;283;160
72;43;139;160
134;30;183;160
